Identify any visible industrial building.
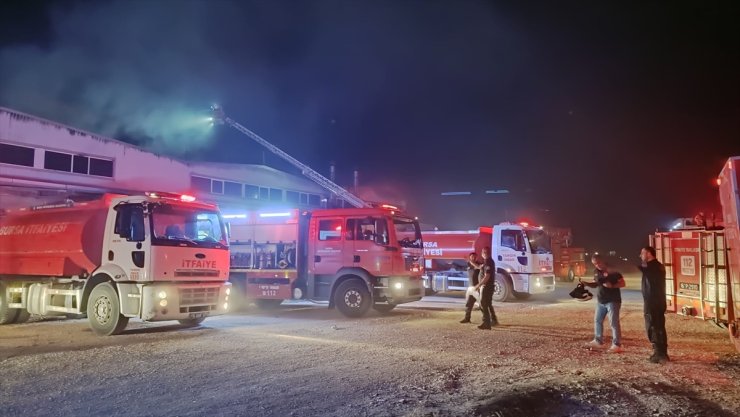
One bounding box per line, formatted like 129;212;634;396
0;107;328;213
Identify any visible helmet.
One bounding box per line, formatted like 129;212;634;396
569;282;593;301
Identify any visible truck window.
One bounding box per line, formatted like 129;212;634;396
393;217;422;248
501;229;526;252
150;204;227;248
346;217;389;245
318;219;343;241
115;204;145;242
525;229;552;254
346;219;357;240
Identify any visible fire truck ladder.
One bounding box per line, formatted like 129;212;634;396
211;105;370;208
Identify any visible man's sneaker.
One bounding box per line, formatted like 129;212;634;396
607;345;623;353
459;318;471;324
585;340;604;348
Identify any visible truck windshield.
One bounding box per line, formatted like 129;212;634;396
150;203;227;249
525;228;551;254
394;217;422;249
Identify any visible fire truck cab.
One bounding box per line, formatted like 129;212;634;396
227;206;424;317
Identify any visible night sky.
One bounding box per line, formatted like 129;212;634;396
1;1;738;256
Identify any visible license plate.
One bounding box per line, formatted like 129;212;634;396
189;312;207;319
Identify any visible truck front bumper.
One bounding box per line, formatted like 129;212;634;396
139;282;232;321
525;274;556;294
373;276;424;305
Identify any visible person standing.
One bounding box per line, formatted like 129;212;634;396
582;254;625;352
639;246;669;363
475;246;498;329
460;252;481;323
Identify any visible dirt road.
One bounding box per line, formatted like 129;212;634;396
1;283;738;417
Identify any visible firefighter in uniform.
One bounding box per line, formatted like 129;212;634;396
460;252;481;323
475;246;498;329
639;246;669;363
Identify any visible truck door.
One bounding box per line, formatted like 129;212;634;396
310;217;345;300
347;216;392;274
109;203;150;281
497;228;528;274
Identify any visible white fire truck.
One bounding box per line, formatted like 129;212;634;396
421;222;555;302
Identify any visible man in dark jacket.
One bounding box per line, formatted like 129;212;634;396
639;246;669;363
460;252;481;323
474;247;498;329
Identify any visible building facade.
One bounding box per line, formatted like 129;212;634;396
0;107;327;211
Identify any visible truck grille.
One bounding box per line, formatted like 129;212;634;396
542;276;555;286
179;287;219;308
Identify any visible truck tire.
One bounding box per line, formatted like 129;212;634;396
373;304;397;314
0;282;19;325
255;299;283;309
87;283;129;336
178;318;206;326
334;279;372;318
568;268;576;282
512;291;531;300
492;273;513;302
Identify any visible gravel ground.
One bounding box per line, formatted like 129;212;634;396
1;279;738;417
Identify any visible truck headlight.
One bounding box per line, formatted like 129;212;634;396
159;299;168;307
393;282;404;290
225;287;231;296
223;302;229;310
158;291;167;299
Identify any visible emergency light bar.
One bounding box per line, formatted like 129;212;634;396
259;212;292;218
145;192;197;202
223;214;248;219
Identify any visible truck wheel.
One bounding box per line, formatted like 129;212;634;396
255;299;283;309
178;318;206;326
87;283;129;336
512;291;531;300
334;279;372;318
373;304;397;314
0;282;19;325
492;273;512;302
568;268;576;282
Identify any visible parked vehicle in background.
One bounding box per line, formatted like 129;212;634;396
421;223;555;301
650;156;740;352
548;227;587;282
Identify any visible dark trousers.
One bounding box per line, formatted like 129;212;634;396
644;308;668;355
480;285;497;324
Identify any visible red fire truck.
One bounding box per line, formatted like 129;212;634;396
226;206;424;317
421;223;555;302
0;193;232;335
650;156;740;352
548;228;587;282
